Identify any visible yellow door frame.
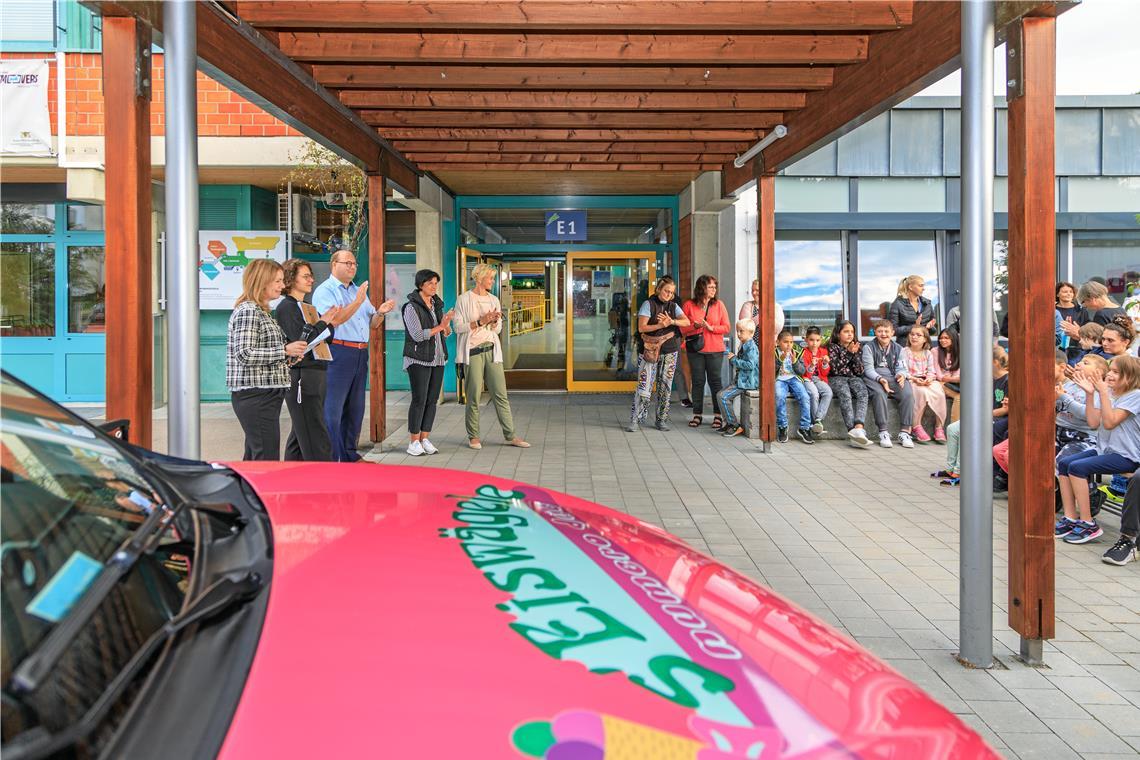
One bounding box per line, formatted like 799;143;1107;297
565;251;657;392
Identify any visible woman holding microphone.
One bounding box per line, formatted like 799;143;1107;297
227;258;309;460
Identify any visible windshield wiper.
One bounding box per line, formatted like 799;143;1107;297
9;499;182;696
3;572;263;760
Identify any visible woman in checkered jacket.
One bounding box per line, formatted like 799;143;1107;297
226;259;308;460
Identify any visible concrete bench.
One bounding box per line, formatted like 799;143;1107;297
739;387;956;441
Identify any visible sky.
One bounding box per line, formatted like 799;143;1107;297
921;0;1140;96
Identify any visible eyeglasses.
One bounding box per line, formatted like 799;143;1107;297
334;260;358;267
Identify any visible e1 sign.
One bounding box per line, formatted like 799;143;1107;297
544;210;587;241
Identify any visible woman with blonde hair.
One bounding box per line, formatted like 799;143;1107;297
887;274;936;345
738;278;785;352
452;262;529;450
227;258;308;460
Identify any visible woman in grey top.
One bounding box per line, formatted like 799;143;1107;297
401;269;453;456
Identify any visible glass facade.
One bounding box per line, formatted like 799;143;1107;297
774;232;843;336
0;242;55;336
66;245;105;333
1073;235;1140;301
857;234;939;335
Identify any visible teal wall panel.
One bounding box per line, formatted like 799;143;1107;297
3;354;54;394
65;353;105;396
200;312;231;402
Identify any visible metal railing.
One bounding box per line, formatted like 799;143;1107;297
509;304;546;336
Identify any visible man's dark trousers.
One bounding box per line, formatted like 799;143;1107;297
325;342;368;462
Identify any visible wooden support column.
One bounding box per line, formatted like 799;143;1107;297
368;173;387;443
102;16;153;448
754;172;776;448
1006;15;1056;651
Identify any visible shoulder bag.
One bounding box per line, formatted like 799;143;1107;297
684;302;711;353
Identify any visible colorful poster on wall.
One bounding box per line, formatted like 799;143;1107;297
198;231;287;310
0;59;52;156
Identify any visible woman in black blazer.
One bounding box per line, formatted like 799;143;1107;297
275;259;342;461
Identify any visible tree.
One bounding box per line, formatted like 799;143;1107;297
282;141;367;252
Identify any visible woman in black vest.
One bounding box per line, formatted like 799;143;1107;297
625;275;691;432
402;269;453;456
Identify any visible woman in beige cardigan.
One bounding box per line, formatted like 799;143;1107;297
452;262;530;450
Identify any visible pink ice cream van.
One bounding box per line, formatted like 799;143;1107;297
0;371;997;759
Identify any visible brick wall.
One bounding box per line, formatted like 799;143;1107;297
0;52;299;138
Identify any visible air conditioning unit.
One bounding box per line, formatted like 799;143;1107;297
324;192;348;206
277;193;317;239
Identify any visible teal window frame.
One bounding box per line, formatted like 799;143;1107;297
1;0;101;52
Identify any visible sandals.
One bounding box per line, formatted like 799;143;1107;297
930;470;957;479
688;415;702;428
711;416;724;431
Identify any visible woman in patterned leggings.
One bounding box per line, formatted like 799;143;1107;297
626;276;691;432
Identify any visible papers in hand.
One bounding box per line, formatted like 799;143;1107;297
306;328;332;360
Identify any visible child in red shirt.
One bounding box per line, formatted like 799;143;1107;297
801;326;833;434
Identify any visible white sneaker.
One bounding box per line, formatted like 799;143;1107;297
898;431;915;449
421;439;438;455
878;431;893;448
406;440;425;456
849;428;872;447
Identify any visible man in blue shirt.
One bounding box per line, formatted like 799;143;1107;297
313;249;397;461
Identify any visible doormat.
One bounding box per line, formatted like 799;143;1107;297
512;353;566;370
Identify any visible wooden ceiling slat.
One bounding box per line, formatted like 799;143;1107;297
433;169;700;195
235;1;913;31
404;153;727;163
418;163;725;171
280;31;869;65
393;141;748;154
378;128;763;141
339;90;807;112
316;64;834;91
363;110;782;129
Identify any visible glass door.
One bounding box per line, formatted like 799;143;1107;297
566;252;656;392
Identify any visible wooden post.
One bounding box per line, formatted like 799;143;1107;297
368;173;387;443
102;17;153;448
1006;15;1056;652
754;172;776;448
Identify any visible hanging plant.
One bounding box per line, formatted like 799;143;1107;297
282;140;368;252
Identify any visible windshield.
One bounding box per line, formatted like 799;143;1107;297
1;377;191;753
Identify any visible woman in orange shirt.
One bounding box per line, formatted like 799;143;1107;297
681;275;732;430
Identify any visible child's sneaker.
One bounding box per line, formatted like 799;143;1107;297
911;426;932;444
796;428;814;445
1101;536;1137;566
777;427;789;443
897;431;915;449
933;426;947;443
811;419;824;435
1062;520;1103;544
878;431;893;448
722;425;744;437
1054;516;1076;538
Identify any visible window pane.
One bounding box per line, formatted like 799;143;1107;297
0;243;54;336
994;239;1009;331
775;235;843;337
1073;236;1140;302
1102;109;1140;175
68;246;106;333
0;0;55;42
857;235;939;337
775;178;848;212
858;178;945;212
1068;177;1140;213
890;110;943;176
837;112;889;176
1;203;55;234
66;204;104;231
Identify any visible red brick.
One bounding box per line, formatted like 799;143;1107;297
214;124;242;136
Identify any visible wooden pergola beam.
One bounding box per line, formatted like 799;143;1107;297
363;111;782;130
281;31;869;65
102;15;153;449
315;65;834;91
721;1;1070;193
1006;15;1057;646
404;152;728;164
368;173;387;444
413;163;723;172
82;0;419;194
339;90;807;112
395;141;747;155
235;1;913;31
380;128;764;142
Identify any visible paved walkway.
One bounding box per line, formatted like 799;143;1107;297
80;393;1140;759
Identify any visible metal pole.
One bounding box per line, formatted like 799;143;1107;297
959;0;995;669
164;0;200;458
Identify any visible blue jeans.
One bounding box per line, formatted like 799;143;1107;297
325;342;369;462
1056;449;1139;480
775;376;812;431
717;385;747;428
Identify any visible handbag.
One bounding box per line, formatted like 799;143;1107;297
684;302;711;353
640;333;671;363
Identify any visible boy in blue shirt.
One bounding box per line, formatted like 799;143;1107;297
718;319;760;437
